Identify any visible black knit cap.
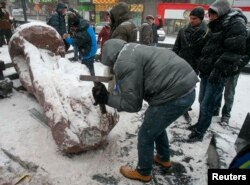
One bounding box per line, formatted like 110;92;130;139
190;6;205;20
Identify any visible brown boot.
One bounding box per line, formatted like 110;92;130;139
154;155;172;169
120;165;152;182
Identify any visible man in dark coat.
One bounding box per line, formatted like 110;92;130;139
173;6;210;123
47;3;69;51
109;2;137;42
139;15;153;45
92;39;198;182
0;1;12;46
107;2;137;92
147;15;163;46
213;8;249;125
173;6;209;73
188;0;248;142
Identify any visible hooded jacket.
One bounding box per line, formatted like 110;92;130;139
198;0;248;77
47;3;67;37
109;2;137;42
101;39;198;112
65;19;97;60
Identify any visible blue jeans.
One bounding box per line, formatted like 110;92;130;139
136;90;195;175
214;73;240;119
82;57;95;76
196;76;225;135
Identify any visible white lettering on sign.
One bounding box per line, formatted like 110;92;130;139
212;173;247;181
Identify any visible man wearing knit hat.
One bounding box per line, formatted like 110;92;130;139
189;6;205;21
187;0;248;142
173;6;210;124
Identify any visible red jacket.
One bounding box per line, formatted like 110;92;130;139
97;25;110;47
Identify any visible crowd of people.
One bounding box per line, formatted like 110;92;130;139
91;0;249;182
1;0;249;182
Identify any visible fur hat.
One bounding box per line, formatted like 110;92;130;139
190;7;205;20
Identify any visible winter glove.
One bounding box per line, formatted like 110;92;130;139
238;55;249;68
208;69;221;84
92;82;109;105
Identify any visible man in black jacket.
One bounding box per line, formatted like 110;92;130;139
188;0;248;142
47;3;69;51
213;8;249;125
173;6;210;124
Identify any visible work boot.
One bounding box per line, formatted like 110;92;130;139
154;155;172;169
187;129;203;142
183;111;192;124
120;166;152;182
219;117;229;126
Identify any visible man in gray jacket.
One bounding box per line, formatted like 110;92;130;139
92;39;198;182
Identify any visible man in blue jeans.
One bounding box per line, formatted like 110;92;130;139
91;39;198;182
187;0;248;142
213;74;240;125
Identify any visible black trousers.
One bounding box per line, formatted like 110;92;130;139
0;29;12;46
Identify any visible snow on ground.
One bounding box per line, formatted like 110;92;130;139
1;40;250;185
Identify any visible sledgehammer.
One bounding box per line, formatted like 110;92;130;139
79;75;113;114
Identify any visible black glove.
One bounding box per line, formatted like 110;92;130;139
92;82;109;105
208;69;221;84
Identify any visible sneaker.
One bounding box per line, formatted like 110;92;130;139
183;111;192;124
154;155;172;169
120;166;152;182
221;117;229;123
187;130;203;142
69;58;78;62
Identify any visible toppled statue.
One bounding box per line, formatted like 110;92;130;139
8;22;119;154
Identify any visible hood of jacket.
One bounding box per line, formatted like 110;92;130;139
101;39;127;66
77;19;89;31
209;0;231;17
110;2;130;27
